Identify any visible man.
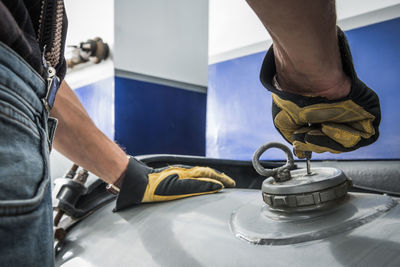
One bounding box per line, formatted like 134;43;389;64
0;0;380;266
0;1;235;265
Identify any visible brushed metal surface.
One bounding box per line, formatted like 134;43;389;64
231;193;396;245
56;189;400;267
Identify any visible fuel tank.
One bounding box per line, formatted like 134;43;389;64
55;156;400;267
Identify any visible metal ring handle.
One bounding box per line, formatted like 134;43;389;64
252;142;294;182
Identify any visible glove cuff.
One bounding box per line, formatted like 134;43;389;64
260;27;357;106
114;157;151;211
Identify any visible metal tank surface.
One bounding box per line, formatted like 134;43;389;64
54;147;400;267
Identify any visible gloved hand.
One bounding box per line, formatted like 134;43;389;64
111;157;235;211
259;27;381;158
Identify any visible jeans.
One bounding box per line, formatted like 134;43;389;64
0;41;56;266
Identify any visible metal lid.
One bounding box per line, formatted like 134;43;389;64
253;142;352;212
262;167;351;212
262;167;347;195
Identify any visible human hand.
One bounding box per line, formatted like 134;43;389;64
112;157;235;211
259;28;381;158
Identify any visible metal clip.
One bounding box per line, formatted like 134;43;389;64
42;67;60;112
41;46;60;112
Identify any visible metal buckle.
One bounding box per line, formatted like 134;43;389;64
41;48;60;112
42;67;60;112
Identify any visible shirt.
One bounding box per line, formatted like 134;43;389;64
0;0;68;81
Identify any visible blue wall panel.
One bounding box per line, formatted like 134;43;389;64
115;77;206;156
207;17;400;160
74;77;114;140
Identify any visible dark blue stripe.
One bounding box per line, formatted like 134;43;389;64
115;77;206;156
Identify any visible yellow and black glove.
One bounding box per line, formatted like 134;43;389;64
259;27;381;158
114;157;235;211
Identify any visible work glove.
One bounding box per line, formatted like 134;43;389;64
110;157;235;211
259;27;381;158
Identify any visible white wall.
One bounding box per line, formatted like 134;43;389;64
336;0;400;20
209;0;267;62
114;0;209;87
64;0;114;47
209;0;400;64
63;0;114;89
63;0;400;76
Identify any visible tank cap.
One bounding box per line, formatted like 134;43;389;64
253;142;352;212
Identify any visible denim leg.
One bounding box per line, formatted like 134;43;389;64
0;42;54;266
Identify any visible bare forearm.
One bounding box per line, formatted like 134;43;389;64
50;81;128;184
246;0;350;99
